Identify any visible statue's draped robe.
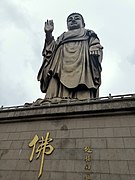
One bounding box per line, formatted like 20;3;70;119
38;28;103;100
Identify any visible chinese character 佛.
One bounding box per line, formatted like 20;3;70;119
29;132;55;178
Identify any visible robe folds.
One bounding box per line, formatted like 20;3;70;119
37;28;103;100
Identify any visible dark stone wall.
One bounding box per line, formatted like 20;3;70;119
0;97;135;180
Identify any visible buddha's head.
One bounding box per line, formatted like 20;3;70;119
67;13;85;31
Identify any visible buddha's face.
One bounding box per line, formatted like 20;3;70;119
67;14;84;30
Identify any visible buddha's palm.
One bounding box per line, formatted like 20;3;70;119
44;20;54;33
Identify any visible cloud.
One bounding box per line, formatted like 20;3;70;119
1;0;31;29
100;48;135;97
0;0;43;106
128;49;135;65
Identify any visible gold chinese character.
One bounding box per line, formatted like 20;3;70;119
84;146;92;153
85;155;91;162
29;134;39;161
85;164;91;171
85;174;91;180
29;132;55;178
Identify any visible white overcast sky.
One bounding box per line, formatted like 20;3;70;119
0;0;135;106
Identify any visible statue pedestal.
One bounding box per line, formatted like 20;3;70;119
0;95;135;179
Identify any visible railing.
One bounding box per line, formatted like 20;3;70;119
0;93;135;111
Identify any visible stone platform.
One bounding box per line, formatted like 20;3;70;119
0;94;135;180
